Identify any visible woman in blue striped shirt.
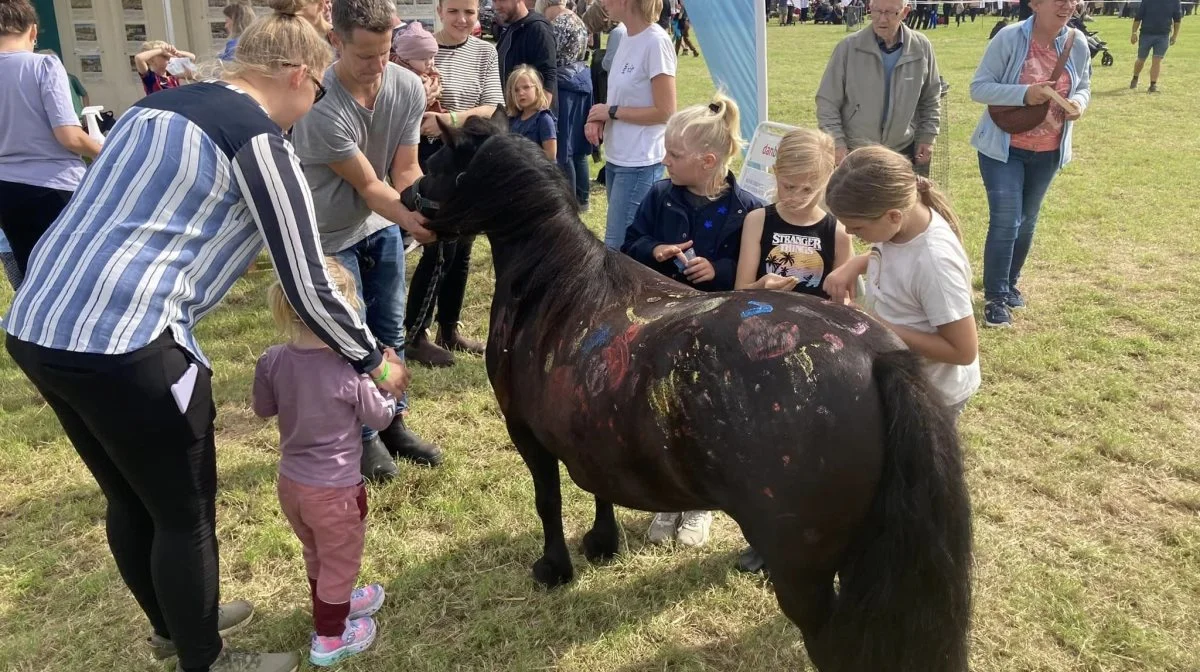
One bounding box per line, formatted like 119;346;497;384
4;2;405;671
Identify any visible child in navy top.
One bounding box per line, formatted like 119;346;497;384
506;65;557;161
735;128;852;299
622;93;765;294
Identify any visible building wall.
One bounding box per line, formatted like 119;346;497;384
54;0;439;116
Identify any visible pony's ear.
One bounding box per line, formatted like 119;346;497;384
438;117;461;147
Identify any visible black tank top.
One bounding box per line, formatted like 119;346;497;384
758;205;838;299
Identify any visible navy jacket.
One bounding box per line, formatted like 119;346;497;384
622;173;765;291
497;12;558;105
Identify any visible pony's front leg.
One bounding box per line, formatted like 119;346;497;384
508;421;574;588
582;497;619;563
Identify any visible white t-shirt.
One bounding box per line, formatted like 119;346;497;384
864;210;981;406
604;24;677;168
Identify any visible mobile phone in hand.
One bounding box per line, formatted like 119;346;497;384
673;248;697;272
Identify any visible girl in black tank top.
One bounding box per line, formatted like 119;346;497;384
734;128;852;301
758;204;839;298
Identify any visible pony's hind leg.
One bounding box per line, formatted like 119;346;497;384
582;497;619;563
508;421;574;588
769;566;839;671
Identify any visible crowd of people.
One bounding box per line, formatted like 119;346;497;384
0;0;1135;667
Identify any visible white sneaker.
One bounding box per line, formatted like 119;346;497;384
676;510;714;547
647;512;681;544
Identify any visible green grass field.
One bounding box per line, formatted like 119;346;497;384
2;16;1199;671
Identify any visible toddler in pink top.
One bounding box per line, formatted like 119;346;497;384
252;258;393;667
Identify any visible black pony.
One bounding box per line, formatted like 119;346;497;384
407;118;973;672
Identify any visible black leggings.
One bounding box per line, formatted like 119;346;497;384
0;179;73;276
6;332;222;672
404;236;476;337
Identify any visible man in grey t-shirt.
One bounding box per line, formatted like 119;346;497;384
291;0;441;480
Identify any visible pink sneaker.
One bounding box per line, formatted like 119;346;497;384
309;616;376;667
348;583;385;619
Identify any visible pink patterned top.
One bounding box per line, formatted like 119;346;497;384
1010;39;1072;153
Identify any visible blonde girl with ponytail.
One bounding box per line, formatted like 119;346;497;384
734;128;853;297
621;92;767;548
822;145;980;419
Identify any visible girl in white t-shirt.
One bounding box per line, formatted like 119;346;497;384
585;0;678;250
822;146;980;419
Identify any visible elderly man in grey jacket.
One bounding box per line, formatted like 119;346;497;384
816;0;941;175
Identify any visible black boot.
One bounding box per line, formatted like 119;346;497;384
378;416;444;467
361;435;399;483
404;330;455;367
735;546;769;575
436;324;485;355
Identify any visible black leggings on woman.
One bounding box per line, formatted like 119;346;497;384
6;332;223;672
0;179;73;276
404;236;476;337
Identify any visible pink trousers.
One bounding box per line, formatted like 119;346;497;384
277;475;367;605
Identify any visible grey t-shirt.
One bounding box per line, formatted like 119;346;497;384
291;63;425;253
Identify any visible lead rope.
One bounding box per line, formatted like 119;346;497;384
406;240;449;346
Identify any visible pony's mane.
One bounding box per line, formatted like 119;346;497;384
435;130;641;350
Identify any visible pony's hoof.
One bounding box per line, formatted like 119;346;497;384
531;556;574;588
582;528;619;564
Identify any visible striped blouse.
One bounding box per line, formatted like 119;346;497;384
4;81;382;374
435;36;504;114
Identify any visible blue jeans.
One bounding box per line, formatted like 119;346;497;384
604;163;663;249
334;225;408;433
978;148;1060;303
558;151;591;207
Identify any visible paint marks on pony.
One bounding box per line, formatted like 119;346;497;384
691;296;727;316
741;300;773;319
626;306;653;326
737;317;800;361
648;370;685;427
849;321;868;335
579;325;613;356
763;487;775;499
822;333;844;351
786;347;816;383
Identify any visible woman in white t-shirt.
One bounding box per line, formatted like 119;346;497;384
822;146;981;420
585;0;678;249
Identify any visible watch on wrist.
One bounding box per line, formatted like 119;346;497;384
608;105;619;120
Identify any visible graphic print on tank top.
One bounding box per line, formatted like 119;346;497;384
764;234;826;287
758;206;838;296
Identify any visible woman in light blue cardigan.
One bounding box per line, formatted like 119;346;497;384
969;0;1090;328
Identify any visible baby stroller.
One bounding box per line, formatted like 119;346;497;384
988;16;1113;67
1069;14;1113;66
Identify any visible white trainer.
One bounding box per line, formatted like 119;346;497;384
676;510;714;547
647;512;681;544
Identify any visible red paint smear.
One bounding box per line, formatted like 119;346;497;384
763;487;775;499
773;402;781;411
781;455;791;466
823;333;844;351
737;317;800;361
602;338;630;391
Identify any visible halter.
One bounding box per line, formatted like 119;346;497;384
409;134;502;214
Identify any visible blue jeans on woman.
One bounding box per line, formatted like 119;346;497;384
334;224;408;431
978;148;1061;304
558;152;591;208
604;163;664;249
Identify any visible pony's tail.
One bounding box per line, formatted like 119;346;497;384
826;350;973;672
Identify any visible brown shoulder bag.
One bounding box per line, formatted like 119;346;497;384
987;30;1076;135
